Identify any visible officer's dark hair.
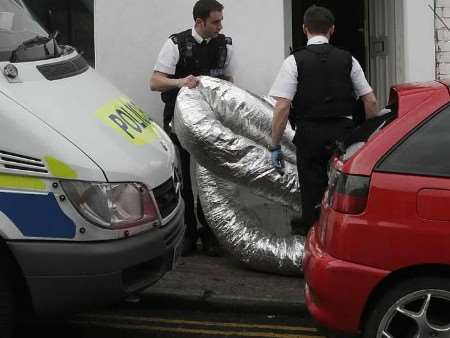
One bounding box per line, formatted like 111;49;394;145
303;5;335;35
193;0;224;21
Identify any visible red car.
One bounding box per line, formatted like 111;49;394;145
303;81;450;337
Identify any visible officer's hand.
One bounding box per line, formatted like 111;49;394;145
270;145;284;173
179;75;200;89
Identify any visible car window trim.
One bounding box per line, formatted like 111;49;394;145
374;102;450;178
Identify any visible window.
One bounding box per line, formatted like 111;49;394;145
377;105;450;178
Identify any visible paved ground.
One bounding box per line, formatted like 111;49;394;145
142;252;306;315
15;254;350;338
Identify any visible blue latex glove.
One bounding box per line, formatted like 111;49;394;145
270;147;284;173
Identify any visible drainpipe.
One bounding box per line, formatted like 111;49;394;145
434;0;438;80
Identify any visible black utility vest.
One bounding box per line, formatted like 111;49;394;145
161;29;231;125
292;44;355;123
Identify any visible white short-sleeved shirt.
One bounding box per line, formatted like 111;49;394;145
154;27;234;77
269;36;372;101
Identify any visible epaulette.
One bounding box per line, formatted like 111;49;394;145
169;34;179;45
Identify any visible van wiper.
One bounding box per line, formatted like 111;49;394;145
10;31;59;62
24;35;51;46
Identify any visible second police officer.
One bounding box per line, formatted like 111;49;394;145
270;5;378;236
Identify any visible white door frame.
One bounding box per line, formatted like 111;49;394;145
365;0;405;106
394;0;405;84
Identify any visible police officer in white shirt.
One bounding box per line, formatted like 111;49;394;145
270;5;377;235
150;0;234;256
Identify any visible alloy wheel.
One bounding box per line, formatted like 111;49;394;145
377;289;450;338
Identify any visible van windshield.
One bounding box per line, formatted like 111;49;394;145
0;0;65;62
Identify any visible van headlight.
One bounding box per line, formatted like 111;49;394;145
61;181;160;229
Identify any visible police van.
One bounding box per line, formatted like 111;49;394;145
0;1;184;335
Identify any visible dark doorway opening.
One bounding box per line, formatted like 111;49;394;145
292;0;366;72
23;0;95;66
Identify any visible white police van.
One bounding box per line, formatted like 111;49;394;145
0;1;184;335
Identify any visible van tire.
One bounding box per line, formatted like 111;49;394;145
0;266;16;338
363;276;450;338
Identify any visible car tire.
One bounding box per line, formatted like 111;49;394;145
363;276;450;338
0;265;16;338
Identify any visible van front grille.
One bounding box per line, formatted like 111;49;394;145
152;178;179;219
0;150;48;174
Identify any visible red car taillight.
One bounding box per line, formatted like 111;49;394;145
328;170;370;214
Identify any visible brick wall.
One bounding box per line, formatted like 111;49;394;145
435;0;450;79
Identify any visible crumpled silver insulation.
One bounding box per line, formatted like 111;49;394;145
174;76;304;275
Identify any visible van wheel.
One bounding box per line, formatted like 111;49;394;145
0;268;16;338
363;276;450;338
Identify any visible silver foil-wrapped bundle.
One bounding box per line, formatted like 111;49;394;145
174;76;304;276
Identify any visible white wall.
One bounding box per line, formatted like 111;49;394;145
402;0;436;82
94;0;291;125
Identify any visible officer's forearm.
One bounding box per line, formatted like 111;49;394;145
271;99;291;146
361;92;378;119
150;72;180;92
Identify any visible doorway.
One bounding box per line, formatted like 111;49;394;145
292;0;402;106
292;0;366;71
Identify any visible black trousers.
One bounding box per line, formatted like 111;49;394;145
295;118;354;228
165;119;212;243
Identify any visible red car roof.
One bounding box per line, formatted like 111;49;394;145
343;81;450;176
